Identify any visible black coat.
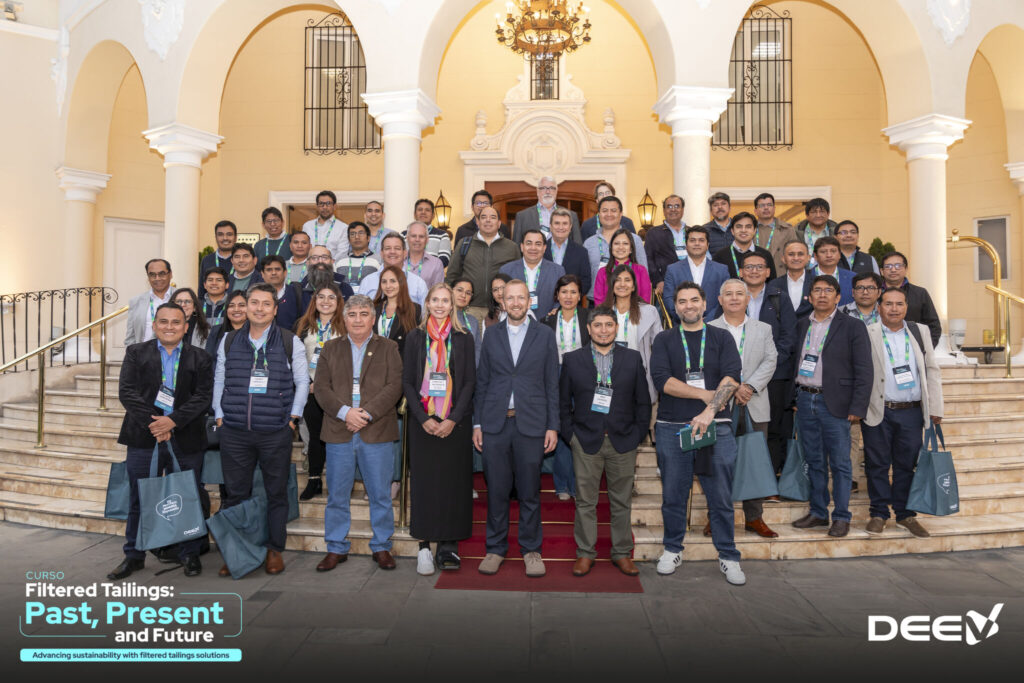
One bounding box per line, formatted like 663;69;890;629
889;280;942;346
753;287;798;378
767;273;813;320
117;340;213;452
839;249;877;275
713;244;778;281
542;306;592;349
791;311;873;419
544;240;593;299
643;223;684;286
559;344;652;454
374;302;421;357
402;327;477;426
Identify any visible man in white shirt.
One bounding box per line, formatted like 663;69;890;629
359;233;428;306
124;258;175;345
364;201;396;256
501;229;565;318
302;190;348;263
403;221;445;288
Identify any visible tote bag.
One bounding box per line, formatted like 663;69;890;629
136;443;207;551
206;497;269;580
103;461;130;520
731;405;780;502
778;425;811;502
907;424;959;516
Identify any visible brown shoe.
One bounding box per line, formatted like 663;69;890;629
702;522;712;537
265;549;285;574
827;520;850;537
612;557;640;576
744;518;779;538
572;557;594;577
792;513;829;529
865;517;886;535
372;550;397;570
316;552;348;572
219;564;231;577
897;517;931;538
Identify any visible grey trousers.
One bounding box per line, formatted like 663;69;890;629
571;435;637;560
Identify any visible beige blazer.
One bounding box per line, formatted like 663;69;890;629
709;316;778;423
863;321;944;427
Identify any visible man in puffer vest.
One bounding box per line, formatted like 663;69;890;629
213;283;309;575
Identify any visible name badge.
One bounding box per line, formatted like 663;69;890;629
799;354;818;377
249;369;269;394
685;371;706;390
892;364;916;390
428;372;448;397
540;226;551;239
154;386;175;411
591;386;613;414
352;379;361;403
310;345;322;370
530;293;538;310
599;260;609;270
615;340;628;348
675;246;687;260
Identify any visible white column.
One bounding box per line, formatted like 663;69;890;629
653;85;733;226
883;113;970;362
1004;162;1024;363
362;89;440;229
143;123;223;288
56;166;111;288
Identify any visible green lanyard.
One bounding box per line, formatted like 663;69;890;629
161;344;181;390
404;257;424;276
759;222;776;251
731;246;741;274
803;319;831;356
805;226;829;253
252;344;268;372
617;310;631;342
678;324;706;373
558;311;578;353
460;310;473;331
203;300;224;323
856;307;878;325
265;236;285;257
315;218;335;245
380;312;395;337
347;255;368;283
592;347;611;387
598;237;609;263
737;323;746;357
526;263;540;293
315;319;330;346
882;325;911;368
425;328;452;373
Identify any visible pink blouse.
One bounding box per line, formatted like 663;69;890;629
593;261;652;305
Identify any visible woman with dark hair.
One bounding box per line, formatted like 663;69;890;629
204;290;248;357
541;273;589;500
608;264;661;401
295;284;346;500
172;288;211;348
484;273;512;330
592;227;652;305
373;265;421;357
404;283;476;574
450;277;481;366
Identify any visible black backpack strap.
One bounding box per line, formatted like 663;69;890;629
224;329;238;354
767;291;782;324
907;321;925;352
459;235;473;258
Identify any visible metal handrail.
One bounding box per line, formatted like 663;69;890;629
985;284;1023;379
948;229;1003;345
0;305;128;448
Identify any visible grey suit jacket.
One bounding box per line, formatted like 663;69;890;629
863;321;944;427
499;259;566;319
709;316;778;423
124;288;176;346
513;204;582;244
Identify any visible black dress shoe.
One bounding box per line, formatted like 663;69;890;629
299;476;323;501
107;557;145;581
436;551;461;571
153;545;180;564
183;555;202;577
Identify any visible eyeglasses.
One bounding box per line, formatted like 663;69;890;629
853;285;879;292
882;263;905;270
473;201;491;207
316;201;334;207
308;255;331;263
810;287;837;295
836;230;857;236
147;271;170;279
664;203;683;210
264;218;283;225
538;186;557;192
742;264;767;271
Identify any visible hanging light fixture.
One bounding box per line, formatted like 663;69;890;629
495;1;591;57
434;191;452;232
637;189;657;228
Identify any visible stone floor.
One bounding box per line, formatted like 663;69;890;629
3;522;1023;680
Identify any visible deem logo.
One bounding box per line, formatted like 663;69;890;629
868;603;1003;645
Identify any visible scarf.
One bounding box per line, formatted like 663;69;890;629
420;316;453;419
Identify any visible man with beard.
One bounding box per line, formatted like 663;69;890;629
301;246;355;310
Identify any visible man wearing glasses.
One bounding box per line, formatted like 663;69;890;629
300;246;356;308
454;190;511;246
835;220;880;275
842;272;883;324
254;207;292;262
753;192;796;274
644;194;688;295
880;251;942;346
512;176;582;244
125;258;176;345
302;190;348;263
335;222;382;286
791;275;872;538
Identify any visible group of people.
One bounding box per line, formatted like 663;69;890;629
109;179;945;587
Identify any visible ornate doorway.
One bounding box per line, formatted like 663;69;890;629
485;179;599;226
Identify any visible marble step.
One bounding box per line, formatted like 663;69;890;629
3;403;126;430
939;365;1020;379
940;377;1024;396
943;394;1024;416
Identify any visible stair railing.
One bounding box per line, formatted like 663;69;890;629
0;306;129;448
985;284;1023;379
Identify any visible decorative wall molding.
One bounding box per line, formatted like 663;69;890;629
459;60;630;215
883;113;971;162
926;0;971;47
143;122;223;168
362;89;441;139
138;0;184;61
1005;162;1024;195
49;26;69;115
0;19;58;40
56;166;111;203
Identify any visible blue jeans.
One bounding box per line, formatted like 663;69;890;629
325;435;394;554
541;437;576;495
655;421;739;562
796;390;852;522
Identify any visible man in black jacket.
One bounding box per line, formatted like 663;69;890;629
109;302;213;580
880;251;942;346
559;309;651;578
643;194;688;294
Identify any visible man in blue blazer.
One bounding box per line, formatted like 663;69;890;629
473;280;561;578
500;229;565;319
544;208;592;298
791;274;872;539
559;309;651;577
808;236;854;306
766;239;813;321
662;226;730;323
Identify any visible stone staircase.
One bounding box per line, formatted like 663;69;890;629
1;363;1023;561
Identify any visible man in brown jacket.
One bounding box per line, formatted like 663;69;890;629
312;294;404;571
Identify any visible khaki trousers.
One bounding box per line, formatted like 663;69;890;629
571;435;637;560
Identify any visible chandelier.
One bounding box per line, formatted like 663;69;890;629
495;1;592;57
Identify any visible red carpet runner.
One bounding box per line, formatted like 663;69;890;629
434;473;643;593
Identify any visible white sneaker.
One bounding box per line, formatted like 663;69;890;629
656;550;682;575
417;548;435;576
719;558;746;586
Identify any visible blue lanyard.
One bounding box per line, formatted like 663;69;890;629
679;325;706;373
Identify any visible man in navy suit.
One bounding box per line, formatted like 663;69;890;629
544;208;592;298
740;251;797;473
767;240;813;321
559;309;651;578
473;280;560;578
791;274;872;538
501;228;565;319
662;226;730;323
809;236;854;306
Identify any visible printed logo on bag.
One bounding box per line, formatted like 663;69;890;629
868;603;1003;645
184;524;203;536
936;472;952;495
156;494;183;521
